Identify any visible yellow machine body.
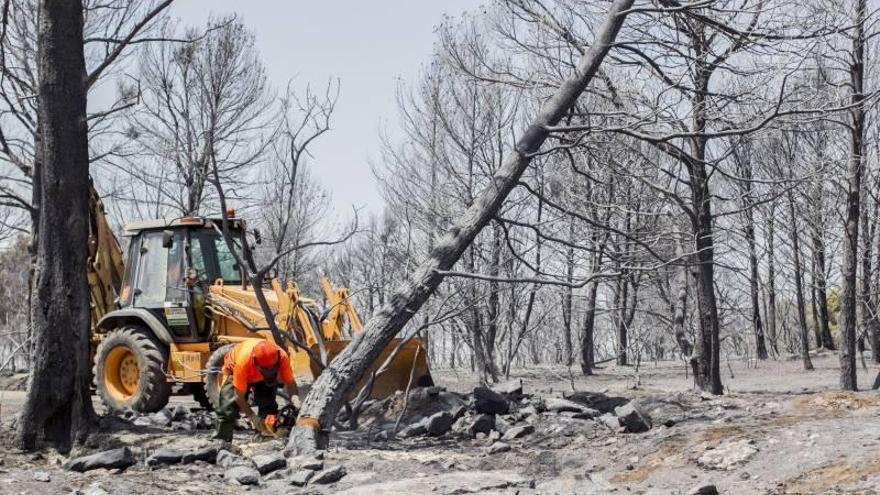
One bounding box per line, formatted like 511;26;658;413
202;278;432;398
88;186;432;410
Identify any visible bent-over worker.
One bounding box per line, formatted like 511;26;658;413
214;339;298;442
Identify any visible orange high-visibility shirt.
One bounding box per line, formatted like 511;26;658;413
222;340;294;392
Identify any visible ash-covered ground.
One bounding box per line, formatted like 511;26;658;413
0;351;878;494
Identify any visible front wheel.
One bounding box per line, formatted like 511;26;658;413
94;326;171;413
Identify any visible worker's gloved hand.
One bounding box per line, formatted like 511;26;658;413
290;395;302;410
247;412;271;436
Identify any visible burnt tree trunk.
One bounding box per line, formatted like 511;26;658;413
17;0;95;452
580;228;606;376
615;275;628;366
812;227;835;350
746;205;767;360
810;255;821;348
688;154;723;394
789;192;814;371
464;249;493;381
672;239;693;357
766;204;779;355
561;220;575;367
860;195;880;362
287;0;635;453
682;30;723;395
737;149;768;359
580;275;600;375
840;0;866;391
484;221;502;380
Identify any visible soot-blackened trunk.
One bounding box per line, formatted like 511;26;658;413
17;0;95;452
766;207;779;355
789;193;814;371
739;154;768;359
840;0;866;391
688;150;723;394
580;277;600;375
615;275;629;366
812;229;835;350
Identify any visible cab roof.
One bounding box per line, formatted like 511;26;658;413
122;217;245;236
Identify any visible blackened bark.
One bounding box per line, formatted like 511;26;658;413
580;276;600;375
737;150;768;359
17;0;95;452
485;222;502;378
766;207;779;355
860;198;880;362
287;0;636;453
672;240;693;357
840;0;866;391
615;209;633;366
464;249;493;382
615;275;629;366
684;33;723;395
745;207;767;360
789;192;814;371
561;220;575;367
812;229;835;350
689;183;723;394
810;256;821;348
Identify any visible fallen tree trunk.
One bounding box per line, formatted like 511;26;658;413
287;0;636;453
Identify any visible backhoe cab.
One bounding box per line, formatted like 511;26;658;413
90;211;432;414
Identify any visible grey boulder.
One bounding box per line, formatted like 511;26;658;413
225;465;261;485
146;448;185;467
501;424;535;441
425;411;455;436
615;401;653;433
487;442;511;455
311;465;347;484
289;469;316;487
65;447;136;473
252;452;287;474
473;387;509;415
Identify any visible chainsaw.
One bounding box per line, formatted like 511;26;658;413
262;403;298;437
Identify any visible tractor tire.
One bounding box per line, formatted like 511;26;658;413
94;326;171;413
203;344;235;410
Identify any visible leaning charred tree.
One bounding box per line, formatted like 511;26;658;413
17;0;95;452
287;0;636;453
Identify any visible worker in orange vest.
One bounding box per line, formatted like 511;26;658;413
213;340;298;442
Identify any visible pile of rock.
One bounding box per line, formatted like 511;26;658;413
113;405;214;431
385;380;655;446
63;444;350;488
219;450;347;487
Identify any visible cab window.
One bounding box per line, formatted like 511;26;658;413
134;231;169;307
190;231;242;285
165;231;186;304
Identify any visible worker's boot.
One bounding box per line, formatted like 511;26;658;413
214;380;239;442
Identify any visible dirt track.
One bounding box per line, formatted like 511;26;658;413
0;351;878;494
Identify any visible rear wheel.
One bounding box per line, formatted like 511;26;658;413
94;326;171;413
203;344;235;410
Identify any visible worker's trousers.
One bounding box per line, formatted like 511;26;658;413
214;379;279;442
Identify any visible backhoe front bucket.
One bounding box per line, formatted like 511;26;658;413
289;338;433;399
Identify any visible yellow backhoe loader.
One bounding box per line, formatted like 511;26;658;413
87;185;432;412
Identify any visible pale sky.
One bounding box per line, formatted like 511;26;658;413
168;0;484;215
